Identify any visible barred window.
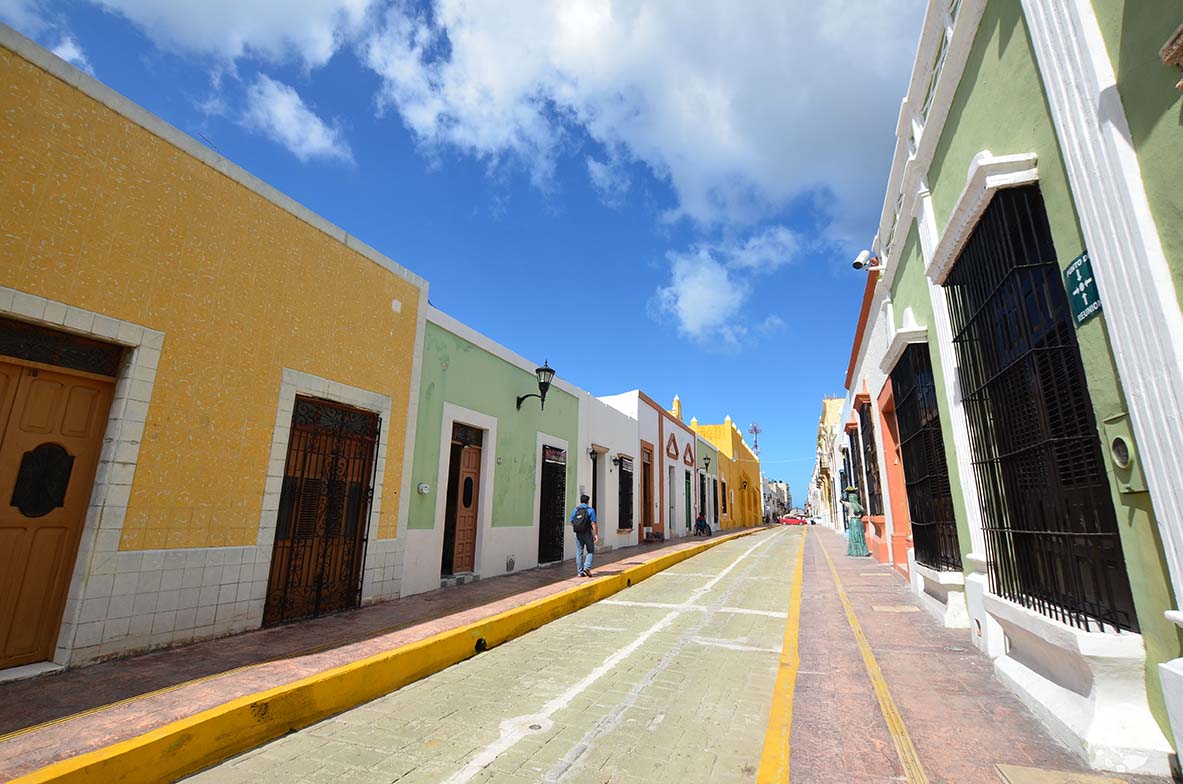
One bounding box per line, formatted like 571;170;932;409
618;456;634;530
944;184;1136;632
890;343;961;571
858;403;884;516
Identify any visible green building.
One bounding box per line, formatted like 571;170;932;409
840;1;1183;775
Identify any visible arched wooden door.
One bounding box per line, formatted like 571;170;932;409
0;361;114;669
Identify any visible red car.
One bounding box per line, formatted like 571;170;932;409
779;514;806;525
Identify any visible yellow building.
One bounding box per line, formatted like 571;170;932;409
814;398;844;527
691;415;762;529
0;28;426;671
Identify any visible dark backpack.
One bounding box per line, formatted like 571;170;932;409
572;506;592;534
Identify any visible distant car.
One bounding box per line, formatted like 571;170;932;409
779;514;806;525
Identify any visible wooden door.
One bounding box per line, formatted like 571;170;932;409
263;397;379;627
451;446;480;573
0;361;113;668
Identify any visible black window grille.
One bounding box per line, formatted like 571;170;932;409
944;184;1136;632
847;429;866;514
858;403;884;516
890;343;961;571
618;456;634;530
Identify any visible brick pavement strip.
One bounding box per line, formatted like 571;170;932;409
187;529;803;784
1;529;768;783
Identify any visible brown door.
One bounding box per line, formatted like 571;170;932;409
451;445;481;573
640;444;654;544
264;397;379;626
0;361;114;668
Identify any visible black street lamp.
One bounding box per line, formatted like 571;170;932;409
516;360;556;411
702;455;711;474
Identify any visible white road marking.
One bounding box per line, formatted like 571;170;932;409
600;599;787;619
689;636;781;654
441;530;782;784
569;624;628;632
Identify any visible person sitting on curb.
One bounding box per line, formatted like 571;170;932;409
569;494;599;577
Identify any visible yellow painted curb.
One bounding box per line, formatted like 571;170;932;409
13;527;769;784
756;526;807;783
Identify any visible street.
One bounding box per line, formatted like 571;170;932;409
189;529;797;784
184;527;1156;784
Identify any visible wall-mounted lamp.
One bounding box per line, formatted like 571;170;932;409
742;480;748;490
588;446;598;460
516;360;556;411
611;455;622;468
702;455;711;474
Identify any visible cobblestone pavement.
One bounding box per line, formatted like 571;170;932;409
189;529;799;784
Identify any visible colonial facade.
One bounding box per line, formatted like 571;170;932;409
0;27;425;674
0;24;766;682
692;416;762;529
816;0;1183;774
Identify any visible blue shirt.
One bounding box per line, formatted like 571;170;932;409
570;503;597;523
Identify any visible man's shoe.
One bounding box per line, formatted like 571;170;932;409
578;569;587;577
584;569;593;578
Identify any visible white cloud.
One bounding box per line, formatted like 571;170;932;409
653;248;750;350
652;225;799;350
242;75;353;164
51;35;93;75
364;0;924;239
586;155;630;207
0;0;46;34
88;0;375;68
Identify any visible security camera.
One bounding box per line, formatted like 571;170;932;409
852;250;871;270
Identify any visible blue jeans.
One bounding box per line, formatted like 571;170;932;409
575;532;595;573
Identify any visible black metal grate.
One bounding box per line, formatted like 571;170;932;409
847;429;865;514
618;456;634;530
0;315;124;377
890;343;961;571
537;446;567;563
859;403;884;516
265;397;379;626
944;185;1136;632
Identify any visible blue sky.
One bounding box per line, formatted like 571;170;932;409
2;0;926;502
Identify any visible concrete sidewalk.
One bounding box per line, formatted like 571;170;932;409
790;526;1172;784
0;530;757;781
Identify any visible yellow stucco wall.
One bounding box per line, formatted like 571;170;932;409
0;47;422;549
693;419;762;529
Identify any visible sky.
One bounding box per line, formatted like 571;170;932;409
1;0;926;504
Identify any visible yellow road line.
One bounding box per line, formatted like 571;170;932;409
818;538;929;784
756;526;807;783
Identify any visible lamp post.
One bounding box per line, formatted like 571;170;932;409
516;360;556;411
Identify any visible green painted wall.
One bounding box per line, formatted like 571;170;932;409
408;321;579;531
923;0;1181;738
888;225;977;571
1092;1;1183;311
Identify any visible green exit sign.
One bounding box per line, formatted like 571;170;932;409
1065;251;1102;326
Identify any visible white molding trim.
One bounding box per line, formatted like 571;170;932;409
915;188;987;557
1020;0;1183;615
926;152;1040;284
259;369;398;604
879;307;928;375
426;306;581;398
876;0;988;290
433;403;498;578
0;24;425;291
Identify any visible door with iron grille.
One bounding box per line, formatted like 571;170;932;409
618;456;634;531
264;397;379;626
537;445;566;564
890;343;961;571
944;184;1136;632
858;403;884;516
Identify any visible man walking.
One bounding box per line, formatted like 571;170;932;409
570;494;599;577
